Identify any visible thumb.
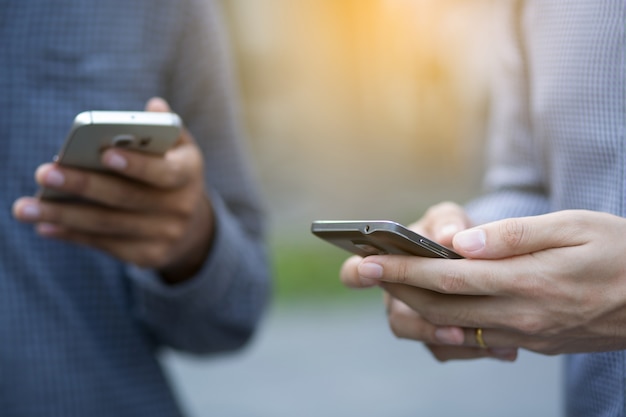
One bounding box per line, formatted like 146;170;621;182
144;97;193;146
452;212;584;259
144;96;171;113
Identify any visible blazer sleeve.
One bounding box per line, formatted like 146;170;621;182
465;0;550;225
124;0;271;354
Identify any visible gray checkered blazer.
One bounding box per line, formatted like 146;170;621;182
466;1;625;415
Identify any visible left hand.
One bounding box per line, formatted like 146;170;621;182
353;210;626;355
383;292;518;361
12;97;213;283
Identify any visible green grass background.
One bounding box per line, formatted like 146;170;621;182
269;239;380;305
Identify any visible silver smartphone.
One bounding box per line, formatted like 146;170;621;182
311;220;463;259
40;110;182;200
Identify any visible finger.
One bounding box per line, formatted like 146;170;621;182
34;164;177;212
428;344;518;362
42;230;171;269
100;137;202;189
452;211;589;259
19;198;181;240
382;281;521;330
357;255;502;295
384;292;463;344
383;291;518;362
410;202;473;246
12;197;43;223
145;96;171;113
397;287;518;362
144;96;192;146
340;255;378;288
386;296;440;342
459;327;520;360
99;96;199;188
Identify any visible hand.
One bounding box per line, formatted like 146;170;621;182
407;201;474;248
12;97;213;283
340;202;518;362
340;201;472;289
354;210;626;356
384;292;518;362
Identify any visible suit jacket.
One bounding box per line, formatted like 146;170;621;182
466;1;625;415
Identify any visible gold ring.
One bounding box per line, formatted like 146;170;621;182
475;328;488;349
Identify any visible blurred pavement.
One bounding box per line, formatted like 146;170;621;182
161;298;562;417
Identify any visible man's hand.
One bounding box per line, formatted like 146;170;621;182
348;209;626;357
341;202;516;361
12;97;213;284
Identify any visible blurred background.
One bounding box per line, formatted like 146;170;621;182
161;1;563;416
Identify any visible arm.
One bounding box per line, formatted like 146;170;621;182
465;0;549;225
12;0;271;354
127;0;271;353
129;0;271;353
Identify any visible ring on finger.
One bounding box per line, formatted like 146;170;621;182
475;327;488;349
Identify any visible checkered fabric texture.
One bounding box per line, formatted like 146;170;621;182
466;1;625;416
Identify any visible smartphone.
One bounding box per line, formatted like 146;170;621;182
311;220;463;259
39;110;182;200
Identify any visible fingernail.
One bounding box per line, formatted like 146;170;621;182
434;327;464;345
44;169;65;187
104;151;127;170
21;203;41;220
454;229;486;252
357;262;383;286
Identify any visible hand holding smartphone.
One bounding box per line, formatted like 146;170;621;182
311;220;463;259
39;110;182;200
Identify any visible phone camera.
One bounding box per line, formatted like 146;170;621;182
139;137;152;147
112;134;136;148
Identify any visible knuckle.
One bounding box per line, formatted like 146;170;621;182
174;197;196;218
387;308;404;338
437;268;468;294
515;314;545;336
65;170;90;194
163;152;199;189
135;245;169;268
161;221;185;242
499;218;528;250
392;260;411;285
388;322;403;339
162;163;183;188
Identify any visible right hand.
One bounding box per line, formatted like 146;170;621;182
340;202;518;362
13;98;214;284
